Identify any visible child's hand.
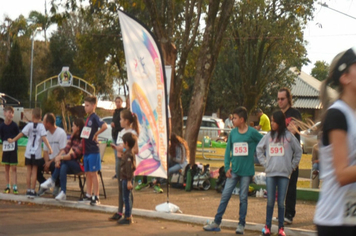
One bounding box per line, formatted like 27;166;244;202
127;181;133;190
7;138;14;143
93;133;98;142
110;143;116;149
226;169;232;178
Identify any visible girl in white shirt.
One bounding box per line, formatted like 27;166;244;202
314;47;356;236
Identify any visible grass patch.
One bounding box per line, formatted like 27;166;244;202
196;147;312;169
1;145;312;170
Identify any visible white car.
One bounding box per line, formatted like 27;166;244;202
183;116;225;142
98;116;113;141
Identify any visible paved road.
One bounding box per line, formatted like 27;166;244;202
0;200;261;236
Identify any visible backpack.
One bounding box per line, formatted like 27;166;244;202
192;164;211;190
171;165;189;189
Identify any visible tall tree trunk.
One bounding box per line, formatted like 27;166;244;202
61;101;68;133
185;0;234;164
144;0;203;138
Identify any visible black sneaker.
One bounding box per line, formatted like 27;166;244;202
109;212;122;221
4;187;10;194
284;216;293;224
90;195;100;206
80;195;92;202
118;217;131;225
28;191;36;199
26;190;31;197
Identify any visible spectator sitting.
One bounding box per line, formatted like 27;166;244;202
39;118;85;200
168;133;189;175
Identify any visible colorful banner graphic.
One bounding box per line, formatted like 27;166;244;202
118;11;168;179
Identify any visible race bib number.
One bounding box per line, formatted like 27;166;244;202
343;191;356;224
29;147;37;155
2;141;15;152
233;142;248;156
269;143;285;156
80;127;92;139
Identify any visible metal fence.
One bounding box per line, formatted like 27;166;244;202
183;127;233;161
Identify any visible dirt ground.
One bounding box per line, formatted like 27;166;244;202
1;201;265;236
0;164;317;232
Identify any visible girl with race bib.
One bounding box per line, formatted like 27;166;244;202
314;48;356;236
257;110;302;236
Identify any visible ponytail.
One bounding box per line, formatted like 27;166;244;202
121;109;140;135
320;50;345;128
131;113;140;135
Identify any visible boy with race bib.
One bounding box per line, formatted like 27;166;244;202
203;107;263;234
8;108;52;198
81;96;107;206
257;110;302;236
0;106;20;194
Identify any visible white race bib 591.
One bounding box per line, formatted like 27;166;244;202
269;143;285;156
233;142;248;156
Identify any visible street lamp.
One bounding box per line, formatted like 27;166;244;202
29;27;42;108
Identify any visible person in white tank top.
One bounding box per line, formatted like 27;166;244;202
314;47;356;236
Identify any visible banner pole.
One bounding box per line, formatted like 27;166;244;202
118;9;180;213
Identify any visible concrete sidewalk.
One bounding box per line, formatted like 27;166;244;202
0;193;316;236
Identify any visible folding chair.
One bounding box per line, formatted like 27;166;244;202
98;138;107;199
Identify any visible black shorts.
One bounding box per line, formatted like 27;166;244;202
25;155;42;166
317;225;356;236
1;151;18;165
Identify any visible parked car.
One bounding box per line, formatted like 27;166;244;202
183;116;225;142
98;116;113;141
300;121;320;154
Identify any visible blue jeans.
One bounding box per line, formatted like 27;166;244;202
266;176;289;229
122;179;133;218
113;138;119;177
168;160;187;174
214;173;251;226
51;160;82;193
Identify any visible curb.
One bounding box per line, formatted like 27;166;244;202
0;193;316;236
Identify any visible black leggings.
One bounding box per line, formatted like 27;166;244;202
317;225;356;236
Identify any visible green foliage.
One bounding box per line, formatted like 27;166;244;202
208;0;314;114
75;8;124;98
28;11;55;43
0;41;28;100
311;60;329;81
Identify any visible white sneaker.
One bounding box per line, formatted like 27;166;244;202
40;178;55;189
55;191;66;201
